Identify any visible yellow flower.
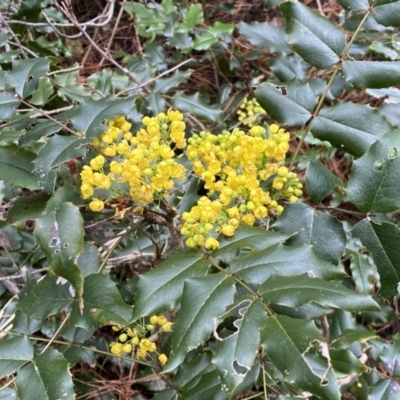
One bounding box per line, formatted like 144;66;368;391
167;109;183;122
122;344;132;353
272;177;284;190
222;225;235;237
81;183;93;199
136;348;147;359
89;198;104;212
161;322;173;332
158;353;168;365
205;237;219;250
110;342;123;356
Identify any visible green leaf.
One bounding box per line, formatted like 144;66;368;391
34;134;89;173
153;390;178;400
261;315;340;399
15;349;74;400
330;329;378;350
8;57;50;98
87;69;112;97
347;249;376;295
131;250;209;320
34;202;84;298
347;130;400;211
279;1;346;69
255;79;317;126
237;21;291;53
145;93;166;115
71;97;135;138
172;92;223;122
0;336;34;378
54;69;91;101
230;243;346;284
212;299;266;394
153;69;191;93
45;186;85;211
177;4;204;33
30;76;53;105
213;225;289;263
7;191;51;227
70;274;132;328
330;348;367;374
76;242;101;277
342;61;400;89
259;274;379;312
352;219;400;300
338;0;369;11
180;371;224;400
165;274;236;371
310;103;392;157
306;160;343;205
193;22;234;50
272;203;346;265
372;0;400;27
18;275;73;320
173;353;214;389
0;146;40;190
370;41;399;61
19;120;62;146
0;92;19;121
369;378;400;399
378;333;400;377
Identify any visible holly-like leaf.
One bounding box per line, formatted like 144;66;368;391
193;22;234;50
70;274;132;328
330;348;367;375
213;225;289;263
261;315;341;399
279;1;346;69
30;76;53;105
19;120;62;146
342;61;400;89
7;191;51;227
237;21;291;53
165;274;236;371
0;92;19;121
347;130;400;212
338;0;369;11
330;329;378;350
212;299;267;394
352;219;400;300
18;275;73;320
153;69;191;93
259;274;379;312
70;97;135;138
177;3;204;33
230;243;346;285
34;202;85;299
306;160;343;205
0;336;34;378
0;146;40;190
310;103;392;157
255;79;317;126
131;250;209;320
15;349;74;400
7;57;50;98
378;334;400;378
54;69;91;101
272;202;346;265
347;249;376;295
372;0;400;27
172;92;223;122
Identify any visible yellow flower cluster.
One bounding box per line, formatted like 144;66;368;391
80;111;187;211
237;97;266;127
110;315;172;366
181;124;302;249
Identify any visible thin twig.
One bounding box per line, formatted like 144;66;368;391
0;267;48;281
99;0;127;68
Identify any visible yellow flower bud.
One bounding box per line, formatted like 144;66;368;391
158;353;168;365
89;198;104;212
